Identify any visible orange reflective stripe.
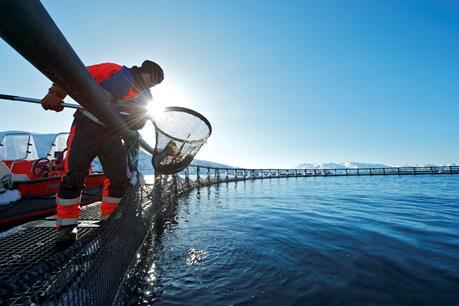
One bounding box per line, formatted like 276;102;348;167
56;203;80;219
100;202;118;217
56;196;81;206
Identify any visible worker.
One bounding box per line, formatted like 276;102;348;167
41;60;164;243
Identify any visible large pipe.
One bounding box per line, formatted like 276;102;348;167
0;0;136;140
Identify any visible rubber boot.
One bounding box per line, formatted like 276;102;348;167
98;210;122;226
56;225;78;244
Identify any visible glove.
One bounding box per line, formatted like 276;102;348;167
41;84;67;112
41;94;64;112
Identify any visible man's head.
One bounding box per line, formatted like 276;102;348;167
138;60;164;88
124;60;163;130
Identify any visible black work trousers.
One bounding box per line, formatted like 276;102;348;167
58;114;128;200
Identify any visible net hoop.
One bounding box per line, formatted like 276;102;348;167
151;106;212;175
151;106;212;143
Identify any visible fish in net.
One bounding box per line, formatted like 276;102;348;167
151;107;212;175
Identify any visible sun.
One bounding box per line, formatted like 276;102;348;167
141;82;193;148
152;82;190;108
147;100;165;119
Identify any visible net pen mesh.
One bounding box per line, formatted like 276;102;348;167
0;175;196;306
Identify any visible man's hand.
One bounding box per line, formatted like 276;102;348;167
41;83;67;112
41;94;64;112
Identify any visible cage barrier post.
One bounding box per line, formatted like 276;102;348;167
184;167;190;185
196;166;201;186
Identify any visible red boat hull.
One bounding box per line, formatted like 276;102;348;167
3;159;105;197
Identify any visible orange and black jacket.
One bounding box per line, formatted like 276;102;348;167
88;63;142;101
48;62;149;108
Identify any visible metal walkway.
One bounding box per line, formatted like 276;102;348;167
0;185;155;305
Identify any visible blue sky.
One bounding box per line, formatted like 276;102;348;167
0;0;458;168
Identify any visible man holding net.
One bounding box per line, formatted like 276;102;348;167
41;60;164;243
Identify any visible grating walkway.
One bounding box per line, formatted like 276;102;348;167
0;202;103;305
0;178;193;306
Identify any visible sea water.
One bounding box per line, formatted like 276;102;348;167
133;175;459;305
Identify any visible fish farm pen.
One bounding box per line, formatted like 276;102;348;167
0;165;458;305
191;165;459;183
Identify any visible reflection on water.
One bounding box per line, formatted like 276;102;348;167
130;175;459;305
186;248;208;267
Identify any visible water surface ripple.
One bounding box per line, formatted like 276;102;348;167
134;175;459;305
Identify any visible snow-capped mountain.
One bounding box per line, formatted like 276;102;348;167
398;162;458;167
295;162;390;169
295;161;458;169
92;146;233;172
190;160;234;169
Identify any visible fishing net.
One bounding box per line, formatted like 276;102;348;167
152;107;212;175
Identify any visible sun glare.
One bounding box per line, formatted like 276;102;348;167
142;82;196;149
154;83;190;106
147;101;165;119
147;82;191;118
